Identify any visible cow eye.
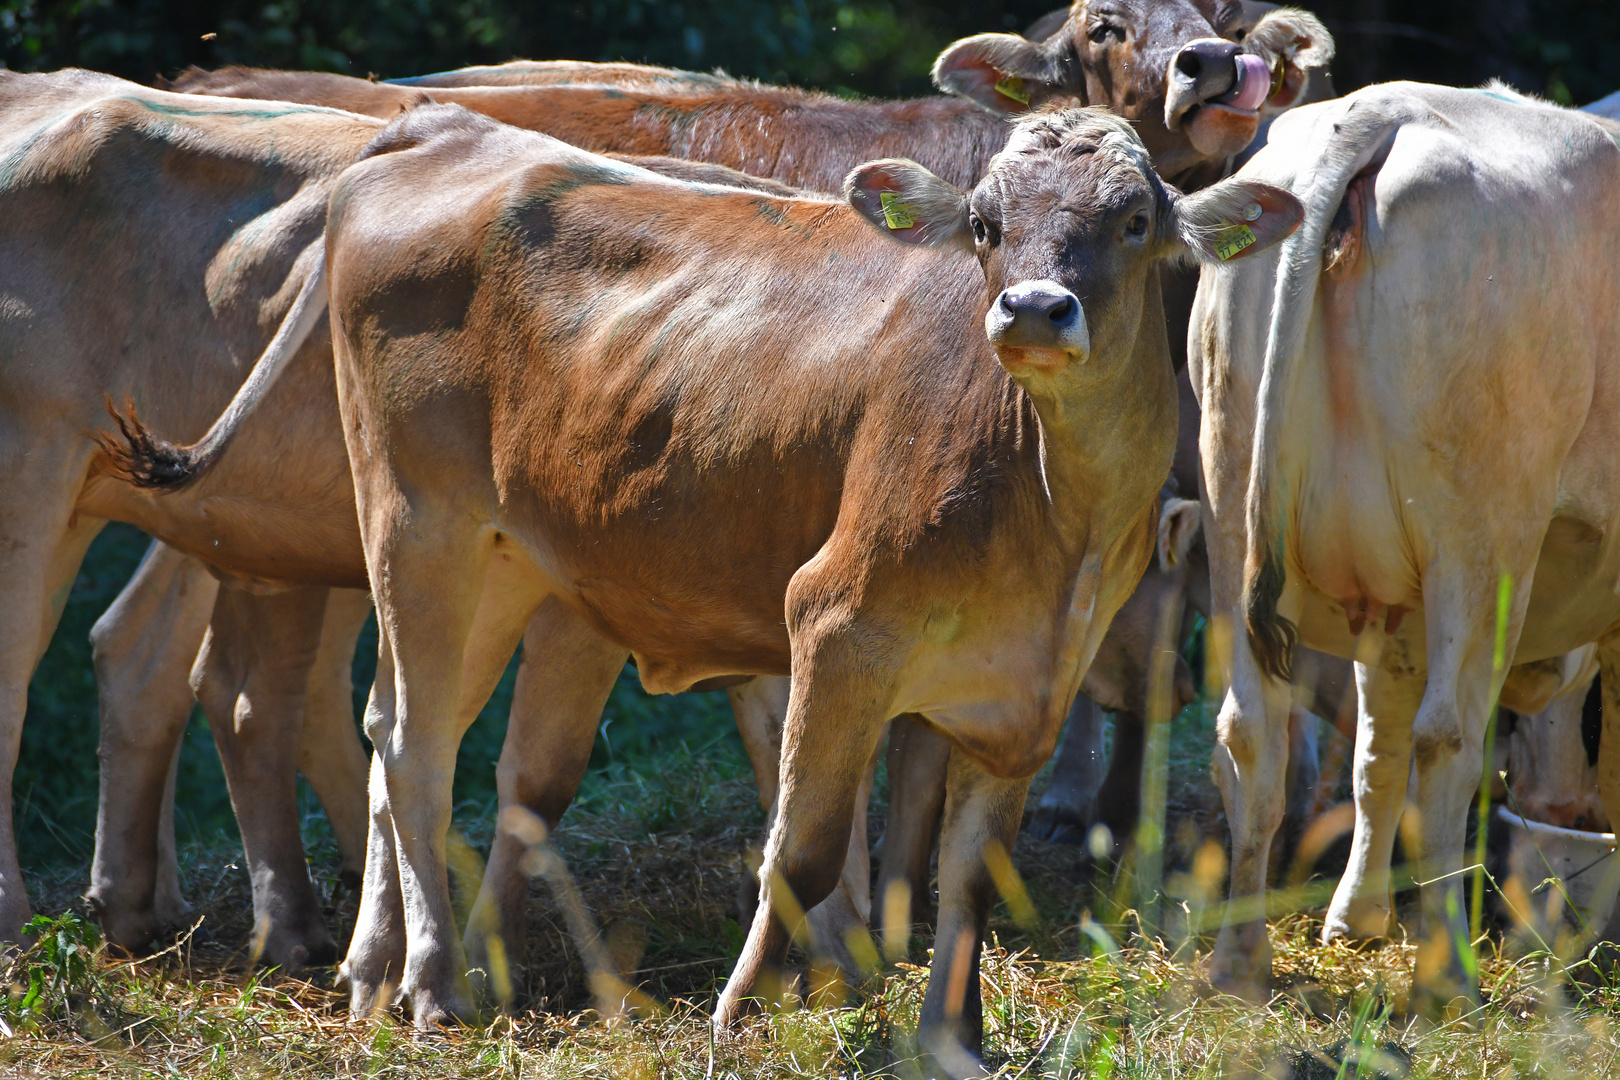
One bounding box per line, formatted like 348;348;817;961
970;213;988;245
1126;213;1149;238
1087;21;1122;44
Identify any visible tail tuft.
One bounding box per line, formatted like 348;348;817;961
93;397;206;491
1243;543;1298;681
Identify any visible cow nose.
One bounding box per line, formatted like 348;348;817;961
1172;38;1241;102
985;279;1090;357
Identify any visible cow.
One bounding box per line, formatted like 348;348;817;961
168;4;1333;193
0;68;834;971
0;69;387;960
107;102;1302;1052
159;2;1331;949
1190;81;1620;1009
1506;653;1608;834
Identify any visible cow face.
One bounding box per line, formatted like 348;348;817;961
934;2;1332;180
846;109;1301;384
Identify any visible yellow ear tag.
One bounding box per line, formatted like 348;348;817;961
994;73;1031;105
880;191;917;230
1269;57;1286;99
1213;222;1257;261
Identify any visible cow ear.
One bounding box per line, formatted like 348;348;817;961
933;32;1068;115
845;159;972;250
1170;177;1302;265
1239;8;1336;116
1157;497;1203;572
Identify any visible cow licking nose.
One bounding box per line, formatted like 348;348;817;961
986;279;1090;358
1163;36;1275;159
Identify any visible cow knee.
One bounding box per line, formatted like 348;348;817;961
1411;699;1465;769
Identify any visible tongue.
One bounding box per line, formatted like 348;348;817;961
1223;53;1271;112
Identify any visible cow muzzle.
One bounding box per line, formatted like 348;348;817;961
986;279;1089;359
1164;39;1270;156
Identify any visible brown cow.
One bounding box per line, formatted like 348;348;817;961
170;4;1332;192
0;67;847;971
165;6;1329;936
114;103;1302;1053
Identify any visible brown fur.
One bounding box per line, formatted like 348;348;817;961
168;1;1335;196
212;101;1293;1042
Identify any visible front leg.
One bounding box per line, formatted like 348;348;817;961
714;627;891;1026
919;748;1029;1065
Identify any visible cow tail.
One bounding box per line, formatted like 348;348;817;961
98;239;328;491
1241;101;1405;681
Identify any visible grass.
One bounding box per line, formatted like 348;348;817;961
11;714;1620;1078
13;531;1620;1076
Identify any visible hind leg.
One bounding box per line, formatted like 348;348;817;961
0;437;104;942
368;520;546;1027
919;747;1029;1064
875;716;950;929
464;598;625;1004
192;583;334;969
87;542;217;950
296;587;373;885
1406;560;1531;1014
1322;637;1421;944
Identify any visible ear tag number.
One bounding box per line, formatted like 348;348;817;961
1213;221;1257;261
880;191;917;230
994;73;1031;105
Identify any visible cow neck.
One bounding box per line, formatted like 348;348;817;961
1010;282;1178;558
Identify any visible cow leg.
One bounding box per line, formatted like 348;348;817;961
1406;566;1527;1013
1028;694;1110;845
367;525;544;1028
0;443;104;943
713;629;891;1027
464;598;625;1004
192;583;333;969
876;716;950;928
87;542;217;950
733;676;879;976
1207;630;1295;1000
296;587;373;884
730;676;790;924
803;743;880;980
1096;711;1145;846
918;747;1029;1063
1323;655;1419;944
1589;634;1620;949
342;634;406;1016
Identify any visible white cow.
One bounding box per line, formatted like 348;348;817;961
1192;81;1620;1006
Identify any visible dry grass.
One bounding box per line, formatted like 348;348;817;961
7;712;1620;1078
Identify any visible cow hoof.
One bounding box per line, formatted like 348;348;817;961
407;986;471;1031
261;925;338;970
1323;900;1392;945
340;963;400;1019
1206;941;1272;1003
1027;801;1088;845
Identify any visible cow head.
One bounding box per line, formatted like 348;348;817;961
845;108;1301;385
934;2;1333;181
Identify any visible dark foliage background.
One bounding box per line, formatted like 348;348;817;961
3;0;1619;103
11;0;1620;868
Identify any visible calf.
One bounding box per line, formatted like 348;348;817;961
1193;82;1620;1007
115;104;1300;1051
